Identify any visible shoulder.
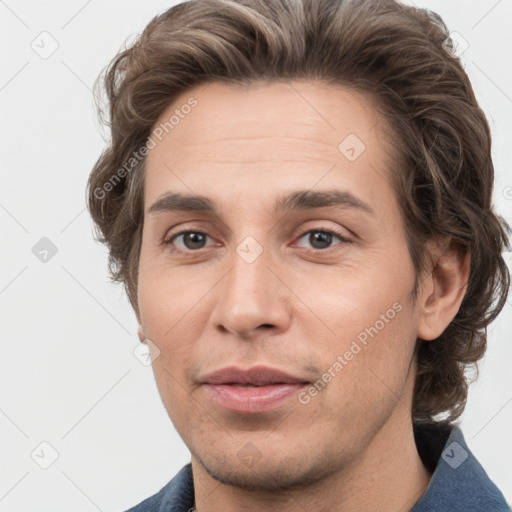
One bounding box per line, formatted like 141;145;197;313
413;423;510;511
122;463;194;512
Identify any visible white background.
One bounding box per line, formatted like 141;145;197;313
1;0;511;510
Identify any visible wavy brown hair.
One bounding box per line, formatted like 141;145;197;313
87;0;510;423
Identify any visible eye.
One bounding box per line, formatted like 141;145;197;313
164;230;214;252
295;228;351;250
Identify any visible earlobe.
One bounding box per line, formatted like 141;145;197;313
137;325;147;344
417;242;470;341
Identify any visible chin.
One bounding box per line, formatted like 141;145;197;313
194;450;337;492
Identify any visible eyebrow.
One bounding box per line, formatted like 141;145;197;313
148;193;216;215
147;189;374;216
275;189;373;215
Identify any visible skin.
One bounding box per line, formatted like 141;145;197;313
136;81;470;512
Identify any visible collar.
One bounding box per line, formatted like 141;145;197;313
411;422;509;511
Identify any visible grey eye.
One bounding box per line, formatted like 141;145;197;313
296;230;347;250
171;231;210;250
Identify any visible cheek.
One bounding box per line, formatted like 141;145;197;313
291;248;418;392
299;297;417;444
137;258;207;412
137;251;211;342
292;256;414;340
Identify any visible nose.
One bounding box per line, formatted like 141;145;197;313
209;242;292;339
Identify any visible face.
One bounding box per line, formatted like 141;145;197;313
137;81;423;490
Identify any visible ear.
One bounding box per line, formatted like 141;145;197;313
417;240;470;341
137;325;147;344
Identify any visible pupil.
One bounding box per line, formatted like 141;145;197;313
185;232;206;249
310;231;332;249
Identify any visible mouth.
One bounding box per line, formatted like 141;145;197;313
202;382;308;413
225;383;283;387
200;365;310;414
200;364;309;386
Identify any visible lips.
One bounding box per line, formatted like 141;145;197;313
200;365;309;386
200;365;309;413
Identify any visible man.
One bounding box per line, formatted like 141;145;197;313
87;0;511;510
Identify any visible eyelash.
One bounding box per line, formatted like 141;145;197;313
162;227;352;255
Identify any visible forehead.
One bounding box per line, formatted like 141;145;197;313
143;81;396;212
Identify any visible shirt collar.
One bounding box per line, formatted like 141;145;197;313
411;422;509;511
